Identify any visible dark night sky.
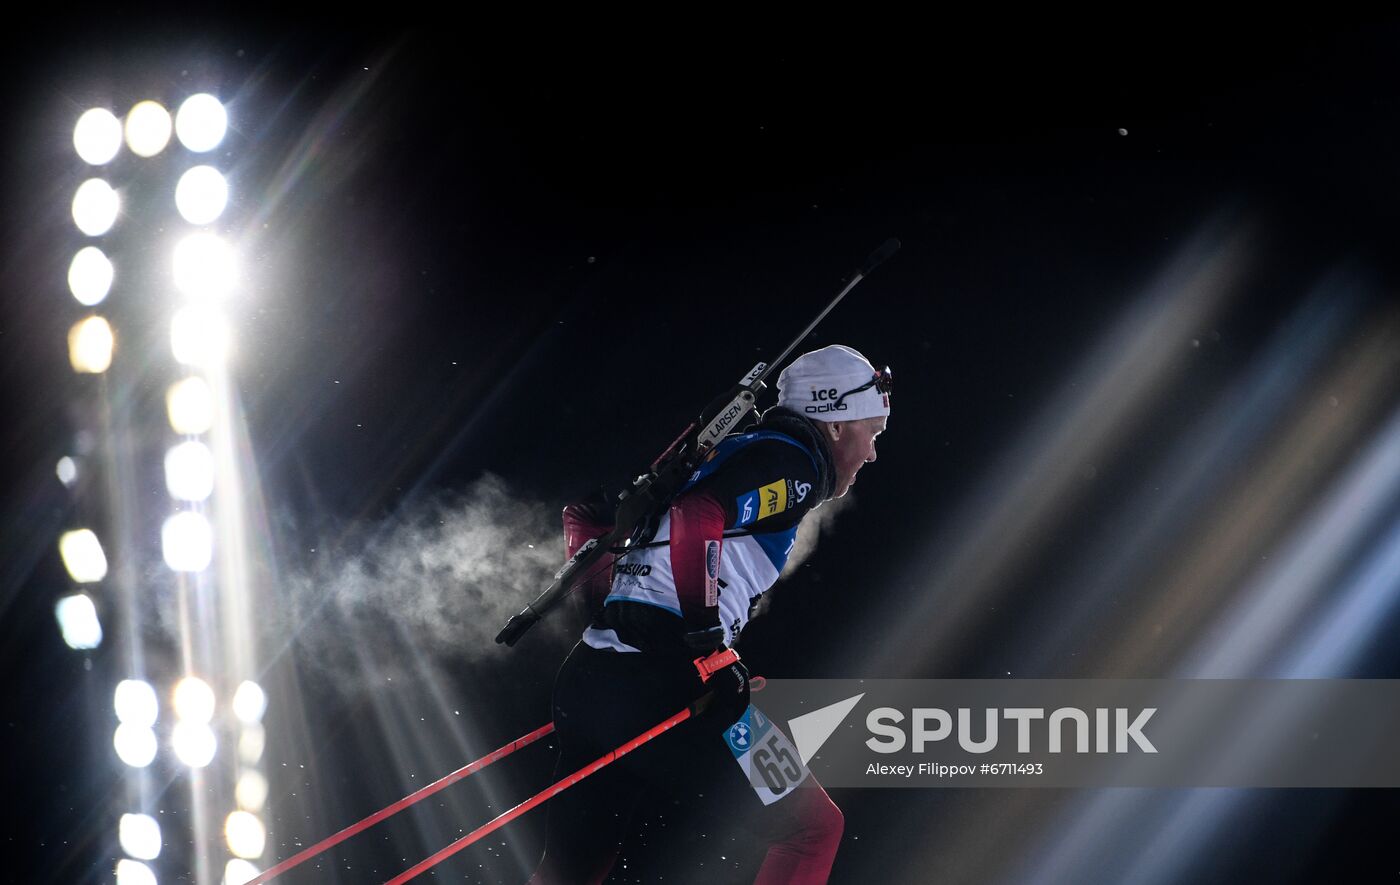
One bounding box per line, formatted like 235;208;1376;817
3;14;1400;884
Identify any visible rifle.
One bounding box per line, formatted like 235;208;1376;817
495;238;900;646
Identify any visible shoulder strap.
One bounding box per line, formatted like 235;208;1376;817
619;430;818;552
680;430;818;492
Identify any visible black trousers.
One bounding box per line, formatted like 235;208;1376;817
531;642;801;883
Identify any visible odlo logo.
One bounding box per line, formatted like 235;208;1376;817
805;387;848;415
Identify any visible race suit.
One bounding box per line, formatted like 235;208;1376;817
531;407;846;885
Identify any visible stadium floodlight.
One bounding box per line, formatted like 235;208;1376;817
125;101;172;158
173;232;235;300
161;511;213;572
56;456;79;486
55;593;102;649
72;179;119;236
238;723;265;765
119;813;162;860
68;316;116;374
113;723;158;768
224;811;266;859
170;306;232;367
68;246;115;306
172;676;216;723
171;721;217;768
235;770;268;812
58;528;108;583
223;859;259;885
73;108;122;165
115;858;157;885
166;376;215;434
231;681;267;724
175;165;229;225
165;441;215;502
175;94;227;153
115;679;159;727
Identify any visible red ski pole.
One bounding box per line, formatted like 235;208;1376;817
383;701;702;885
247;723;555;884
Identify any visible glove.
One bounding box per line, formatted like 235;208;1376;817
684;626;726;653
693;648;750;730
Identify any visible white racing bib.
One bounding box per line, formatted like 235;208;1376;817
722;705;810;805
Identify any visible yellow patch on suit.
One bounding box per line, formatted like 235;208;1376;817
758;480;788;520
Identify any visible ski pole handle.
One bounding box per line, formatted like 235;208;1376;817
693;647;741;683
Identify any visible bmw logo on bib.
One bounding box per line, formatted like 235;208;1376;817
726;720;752;753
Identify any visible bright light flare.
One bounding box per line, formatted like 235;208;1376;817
58;528;108;583
69;316;115;374
56;456;78;486
170;307;232;367
235;769;268;811
171;721;217;767
68;246;115;306
114;724;158;768
119;813;162;860
114;679;159;726
72;178;119;236
115;858;157;885
165;441;215;501
55;594;102;649
176;94;228;152
232;681;267;724
175;165;228;225
173;232;235;300
167;376;215;434
73;108;122;164
125;100;172;157
162;511;213;572
224;810;266;859
224;859;260;885
172;676;215;723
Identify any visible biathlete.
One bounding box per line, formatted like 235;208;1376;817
530;344;891;885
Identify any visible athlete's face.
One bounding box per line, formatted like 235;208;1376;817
825;416;887;498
